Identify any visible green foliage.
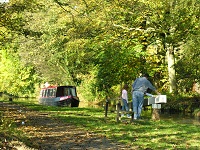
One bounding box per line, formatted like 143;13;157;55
0;0;200;101
162;92;200;113
0;48;37;97
193;108;200;116
175;34;200;90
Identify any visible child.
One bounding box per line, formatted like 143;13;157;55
121;84;131;118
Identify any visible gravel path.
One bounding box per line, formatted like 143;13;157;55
0;102;136;150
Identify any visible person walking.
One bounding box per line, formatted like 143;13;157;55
121;84;131;118
132;73;160;120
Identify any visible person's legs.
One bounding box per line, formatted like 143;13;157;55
121;99;125;111
137;92;144;119
122;99;130;117
123;100;129;111
132;91;144;119
121;99;125;117
132;91;138;119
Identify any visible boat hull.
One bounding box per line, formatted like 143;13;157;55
39;97;79;107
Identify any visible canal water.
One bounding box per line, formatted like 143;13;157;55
160;113;200;126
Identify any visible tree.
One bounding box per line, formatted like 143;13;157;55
0;0;199;100
0;0;44;96
144;0;200;93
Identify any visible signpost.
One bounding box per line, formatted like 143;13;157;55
0;0;9;3
148;95;167;120
144;95;167;120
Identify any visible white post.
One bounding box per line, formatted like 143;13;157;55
0;0;9;3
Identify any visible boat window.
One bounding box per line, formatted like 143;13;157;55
40;88;56;97
69;88;76;96
45;90;49;97
63;87;76;96
48;88;56;97
52;89;56;97
56;86;77;97
42;90;44;97
44;89;47;97
49;89;52;97
64;88;68;96
47;89;51;97
56;87;64;97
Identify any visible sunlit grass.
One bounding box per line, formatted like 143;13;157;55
50;108;199;149
1;99;200;149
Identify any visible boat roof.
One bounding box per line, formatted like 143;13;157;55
41;85;76;89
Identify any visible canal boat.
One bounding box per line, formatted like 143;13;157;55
39;85;79;107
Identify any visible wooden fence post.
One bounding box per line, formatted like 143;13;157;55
152;104;161;121
116;102;120;122
9;97;13;102
105;99;109;117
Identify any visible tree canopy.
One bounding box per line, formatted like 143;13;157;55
0;0;199;100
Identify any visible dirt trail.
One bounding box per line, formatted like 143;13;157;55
0;102;136;150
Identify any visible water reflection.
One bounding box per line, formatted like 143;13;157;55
143;109;200;125
160;113;200;126
79;101;102;108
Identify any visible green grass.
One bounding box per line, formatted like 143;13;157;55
1;99;200;150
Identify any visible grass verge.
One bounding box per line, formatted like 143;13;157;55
1;99;200;150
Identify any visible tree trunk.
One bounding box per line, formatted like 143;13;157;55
152;109;160;121
166;44;177;93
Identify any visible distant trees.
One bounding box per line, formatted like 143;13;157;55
0;0;40;96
